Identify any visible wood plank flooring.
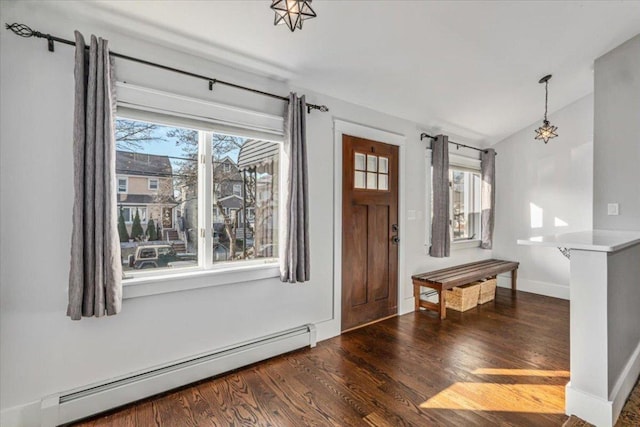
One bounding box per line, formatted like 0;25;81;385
72;288;570;426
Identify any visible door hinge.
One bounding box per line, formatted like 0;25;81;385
200;154;206;164
200;228;205;238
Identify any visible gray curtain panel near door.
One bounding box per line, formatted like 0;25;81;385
67;31;122;319
480;148;496;249
280;93;310;283
430;135;451;257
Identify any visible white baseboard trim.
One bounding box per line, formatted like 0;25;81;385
566;382;614;427
565;321;640;427
2;326;318;427
0;401;40;427
399;297;415;315
610;339;640;423
497;275;569;300
314;318;341;342
4;326;315;427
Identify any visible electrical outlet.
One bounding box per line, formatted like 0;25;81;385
608;203;619;216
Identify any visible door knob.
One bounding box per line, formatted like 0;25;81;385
392;224;398;232
392;236;400;245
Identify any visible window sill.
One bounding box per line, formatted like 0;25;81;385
452;239;482;250
122;262;280;299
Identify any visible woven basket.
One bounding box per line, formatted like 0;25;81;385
445;283;480;312
478;278;497;304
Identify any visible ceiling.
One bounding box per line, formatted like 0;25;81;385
52;1;640;145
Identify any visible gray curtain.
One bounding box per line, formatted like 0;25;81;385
67;32;122;319
280;93;310;283
480;148;496;249
430;135;450;257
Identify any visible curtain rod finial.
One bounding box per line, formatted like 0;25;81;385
6;22;54;51
6;22;35;38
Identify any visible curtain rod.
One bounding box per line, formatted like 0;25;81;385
420;132;496;155
5;23;330;114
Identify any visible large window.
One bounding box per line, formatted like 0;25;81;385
115;117;280;278
120;206;147;223
450;168;481;241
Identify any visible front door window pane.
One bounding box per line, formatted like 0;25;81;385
378;156;388;173
378;174;389;190
367;154;378;172
367;172;377;189
355;153;366;171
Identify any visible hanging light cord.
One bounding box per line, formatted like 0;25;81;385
544;80;549;122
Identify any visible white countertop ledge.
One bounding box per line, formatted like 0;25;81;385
517;229;640;252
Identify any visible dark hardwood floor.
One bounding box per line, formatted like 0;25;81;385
73;288;570;426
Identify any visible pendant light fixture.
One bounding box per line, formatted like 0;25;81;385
534;74;558;143
271;0;316;32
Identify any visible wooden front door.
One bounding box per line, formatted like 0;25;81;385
342;135;399;332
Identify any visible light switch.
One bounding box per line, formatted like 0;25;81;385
608;203;619;216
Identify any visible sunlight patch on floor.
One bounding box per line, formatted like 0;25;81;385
421;382;565;413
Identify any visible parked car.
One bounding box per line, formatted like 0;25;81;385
127;244;196;269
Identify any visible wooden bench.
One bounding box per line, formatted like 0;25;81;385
412;259;519;319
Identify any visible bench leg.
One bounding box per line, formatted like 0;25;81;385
439;291;447;320
512;268;518;292
414;283;420;312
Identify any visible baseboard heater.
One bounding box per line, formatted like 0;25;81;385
41;324;316;427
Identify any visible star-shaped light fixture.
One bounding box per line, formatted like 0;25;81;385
534;74;558;144
271;0;316;32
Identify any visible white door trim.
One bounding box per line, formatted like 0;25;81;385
316;119;406;341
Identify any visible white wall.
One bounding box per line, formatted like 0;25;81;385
593;34;640;231
492;95;594;299
0;2;491;424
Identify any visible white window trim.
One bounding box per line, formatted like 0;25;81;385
115;85;285;298
449;153;481;170
452;239;482;250
118;176;128;193
148;178;159;191
123;262;280;299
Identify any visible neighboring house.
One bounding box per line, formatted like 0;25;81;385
213;156;244;219
116;150;176;237
207;147;278;259
212;156;254;234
